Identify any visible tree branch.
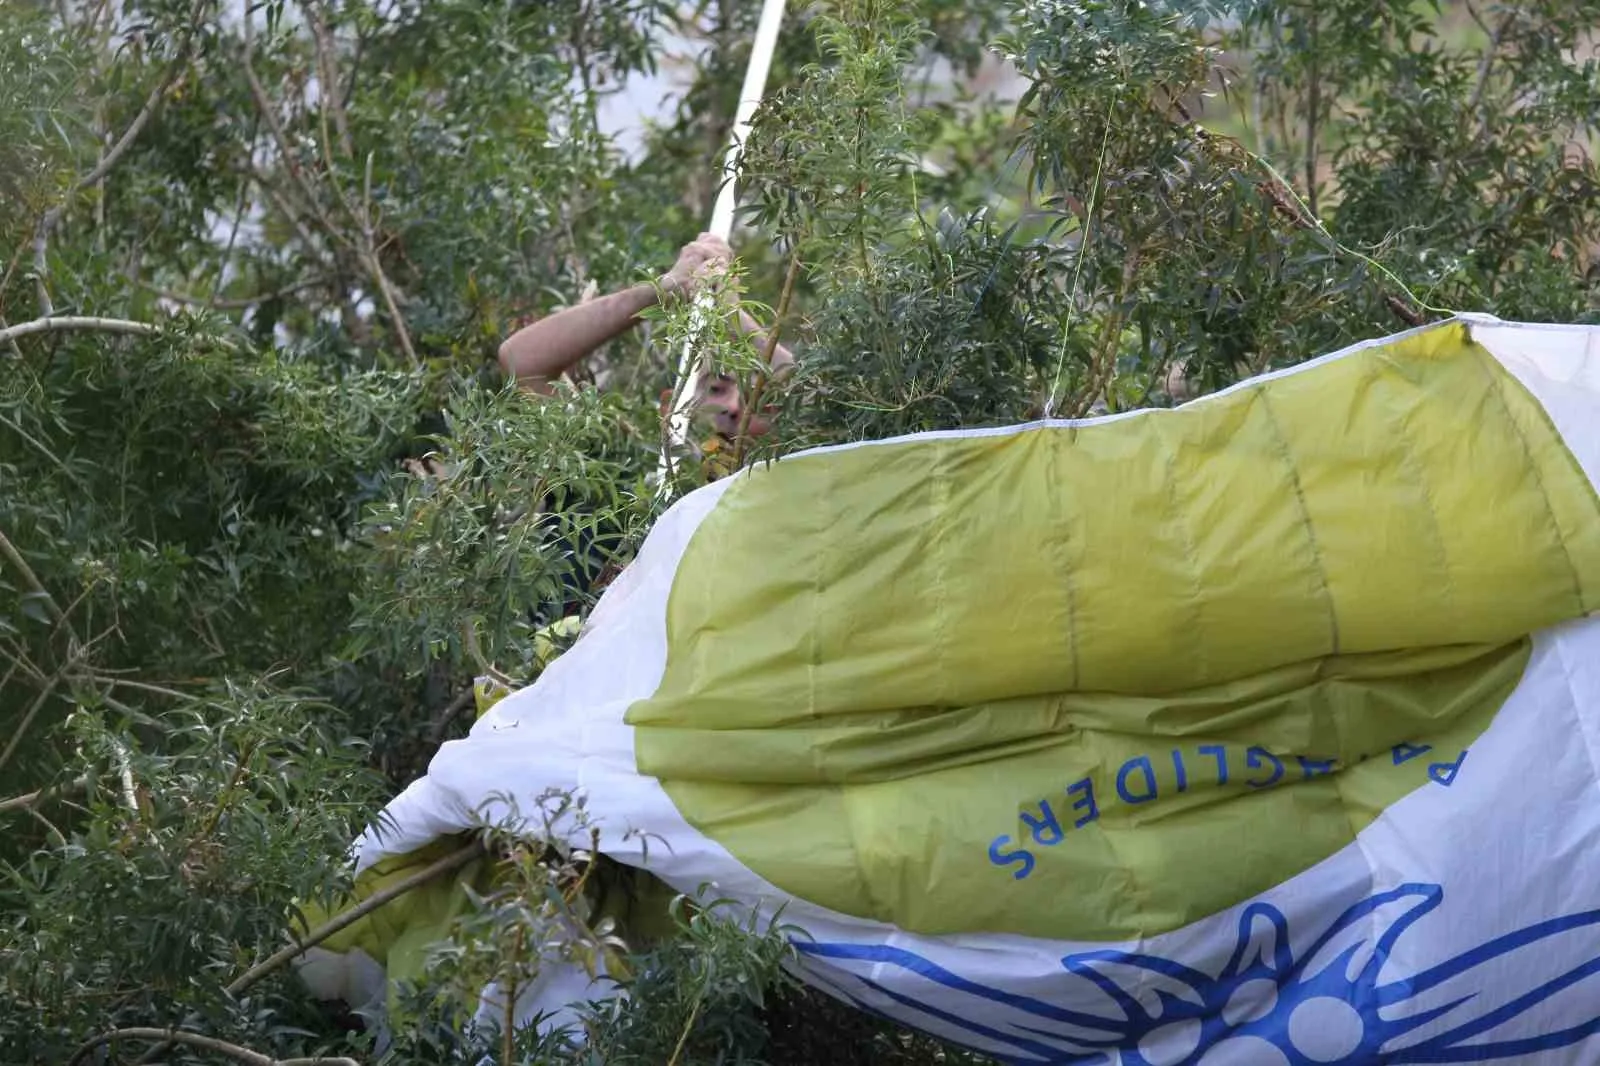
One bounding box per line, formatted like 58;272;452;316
0;315;160;348
1302;8;1322;219
732;251;803;466
0;527;64;625
32;0;209;317
0;773;89;815
240;16;415;362
242;12;345;241
68;1028;358;1066
227;837;485;997
0;672;65;778
1465;2;1517;123
427;687;477;747
307;1;355;159
145;275;330;309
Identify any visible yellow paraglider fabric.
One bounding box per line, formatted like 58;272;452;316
628;321;1600;941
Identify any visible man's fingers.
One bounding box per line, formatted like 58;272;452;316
696;233;734;258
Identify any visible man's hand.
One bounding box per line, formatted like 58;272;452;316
661;233;734;302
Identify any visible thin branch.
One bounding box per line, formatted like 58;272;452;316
242;13;341;238
426;687;477;747
732;251;803;466
0;672;65;777
1466;2;1517;124
226;838;485;997
307;1;355;159
68;1027;358;1066
241;13;415;362
0;314;238;351
130;839;475;1065
1;788;44;814
1303;8;1321;219
99;676;197;701
248;164;329;257
357;153;417;363
666;991;706;1066
32;0;209;317
502;926;525;1066
0;317;23;359
207;116;260;307
1068;250;1141;418
1;636;52;687
145;275;330;310
0;527;64;625
0;773;89;814
0;314;159;347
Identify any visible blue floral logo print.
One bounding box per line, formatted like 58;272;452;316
795;884;1600;1064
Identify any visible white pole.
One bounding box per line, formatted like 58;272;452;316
655;0;788;497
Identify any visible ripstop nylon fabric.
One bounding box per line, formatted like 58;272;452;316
305;316;1600;1064
628;320;1600;940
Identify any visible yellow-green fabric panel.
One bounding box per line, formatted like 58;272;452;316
628;322;1600;941
649;641;1526;940
296;835;491;994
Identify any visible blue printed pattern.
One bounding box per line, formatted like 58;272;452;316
795;885;1600;1064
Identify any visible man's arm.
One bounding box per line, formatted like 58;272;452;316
497;234;732;394
736;309;796;377
497;283;662;395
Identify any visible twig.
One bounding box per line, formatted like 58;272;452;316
307;1;354;159
0;314;238;352
502;926;525;1066
357;152;417;363
0;315;160;348
67;1027;358;1066
1259;176;1427;326
1068;250;1141;418
1303;9;1321;219
99;676;198;701
561;829;603;906
0;675;65;790
242;13;344;242
666;991;706;1066
732;251;803;466
195;740;256;842
426;687;476;747
207;115;259;307
32;0;209;317
247;165;329;258
460;621;515;691
146;275;330;310
241;10;414;363
0;316;22;359
131;839;485;1065
0;527;63;625
1465;2;1517;126
227;838;485;997
0;773;89;814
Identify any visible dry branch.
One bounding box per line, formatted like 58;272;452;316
32;0;209;316
68;1027;358;1066
146;275;331;310
240;14;416;362
0;315;161;348
227;837;486;997
0;527;64;625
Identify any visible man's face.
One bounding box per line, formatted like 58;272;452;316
697;372;772;439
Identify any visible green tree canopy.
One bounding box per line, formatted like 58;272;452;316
1;0;1595;1062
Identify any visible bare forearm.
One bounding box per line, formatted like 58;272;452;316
498;282;662;393
737;309;796;375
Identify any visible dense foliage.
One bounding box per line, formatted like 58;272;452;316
2;0;1596;1062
